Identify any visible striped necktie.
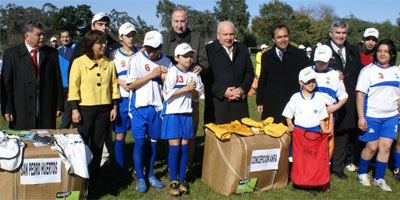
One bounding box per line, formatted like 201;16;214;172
337;48;346;69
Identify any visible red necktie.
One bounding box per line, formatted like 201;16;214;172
31;49;39;80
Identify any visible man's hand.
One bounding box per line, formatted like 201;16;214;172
192;65;202;74
72;109;81;123
4;113;13;122
257;105;263;114
56;111;63;117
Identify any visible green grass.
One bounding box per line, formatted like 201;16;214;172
1;54;400;199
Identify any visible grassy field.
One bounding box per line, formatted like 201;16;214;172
1;96;400;199
1;54;400;199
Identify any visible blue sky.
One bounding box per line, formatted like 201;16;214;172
1;0;398;30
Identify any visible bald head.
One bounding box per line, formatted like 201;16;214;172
217;21;235;48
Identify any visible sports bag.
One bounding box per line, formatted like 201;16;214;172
0;131;26;171
291;127;330;186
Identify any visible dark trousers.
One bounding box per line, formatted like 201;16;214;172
73;105;112;182
345;130;361;165
59;88;72;129
332;128;357;173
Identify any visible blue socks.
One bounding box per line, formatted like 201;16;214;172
375;160;387;180
358;157;371;175
394;150;400;168
134;138;146;179
179;144;189;182
169;145;180;181
145;140;158;178
115;139;125;172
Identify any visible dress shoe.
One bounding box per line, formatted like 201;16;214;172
333;171;348;179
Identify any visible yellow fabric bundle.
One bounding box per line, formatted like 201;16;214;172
204;120;254;141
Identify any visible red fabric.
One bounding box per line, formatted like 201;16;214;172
31;49;39;80
291;127;330;187
360;52;374;67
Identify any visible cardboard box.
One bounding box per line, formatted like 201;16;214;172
201;128;290;196
0;129;87;200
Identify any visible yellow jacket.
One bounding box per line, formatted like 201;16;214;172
255;51;263;76
68;55;120;106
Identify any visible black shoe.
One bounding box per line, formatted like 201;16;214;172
394;168;400;181
333;171;348;180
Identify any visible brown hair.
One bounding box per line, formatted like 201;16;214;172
81;30;107;59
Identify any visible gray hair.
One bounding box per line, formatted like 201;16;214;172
171;6;188;19
217;21;235;33
329;20;348;32
23;21;43;34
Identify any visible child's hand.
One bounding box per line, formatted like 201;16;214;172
151;66;163;78
186;80;196;91
326;104;338;114
358;117;368;131
288;123;295;132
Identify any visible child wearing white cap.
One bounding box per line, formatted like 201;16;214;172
126;30;172;192
282;67;330;192
110;22;139;181
161;43;202;196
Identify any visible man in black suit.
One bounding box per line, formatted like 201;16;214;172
325;20;363;180
204;21;254;124
1;21;63;129
256;24;310;123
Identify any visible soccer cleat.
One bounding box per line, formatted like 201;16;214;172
394;168;400;181
149;176;165;188
136;179;147;192
179;182;189;194
169;181;180;196
345;163;357;172
373;179;392;192
357;173;371;186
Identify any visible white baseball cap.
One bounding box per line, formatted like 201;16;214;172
316;42;322;47
260;44;268;49
174;43;196;56
313;45;332;63
298;44;305;49
119;22;136;36
299;67;317;83
306;47;312;52
143;30;163;48
363;28;379;39
50;37;57;42
92;12;110;24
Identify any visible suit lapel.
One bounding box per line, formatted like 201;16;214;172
18;44;36;68
232;44;239;62
38;48;47;68
217;43;232;63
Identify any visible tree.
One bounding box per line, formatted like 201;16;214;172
214;0;250;43
298;3;336;21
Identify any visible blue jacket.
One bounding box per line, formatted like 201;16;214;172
57;43;75;88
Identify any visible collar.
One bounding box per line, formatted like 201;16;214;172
141;51;163;62
300;89;316;100
25;41;37;53
311;65;334;73
82;55;108;69
373;62;392;69
169;28;192;43
173;64;189;73
118;47;138;57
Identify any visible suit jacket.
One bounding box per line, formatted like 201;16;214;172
1;43;63;129
161;28;208;71
256;44;310;123
326;40;362;131
204;41;254;124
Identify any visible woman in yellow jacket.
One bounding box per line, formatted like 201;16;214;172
68;30;120;186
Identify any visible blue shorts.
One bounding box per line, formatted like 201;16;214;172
130;106;161;139
359;115;398;142
114;97;131;134
161;113;193;140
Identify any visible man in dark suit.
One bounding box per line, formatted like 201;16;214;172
204;21;254;124
1;21;63;129
325;20;363;179
256;24;310;123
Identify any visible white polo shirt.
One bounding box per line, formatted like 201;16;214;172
162;65;203;115
282;92;329;128
126;51;172;111
110;47;139;98
307;66;348;105
356;63;400;118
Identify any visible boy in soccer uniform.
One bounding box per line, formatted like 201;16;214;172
161;43;203;196
126;30;172;192
110;22;139;180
